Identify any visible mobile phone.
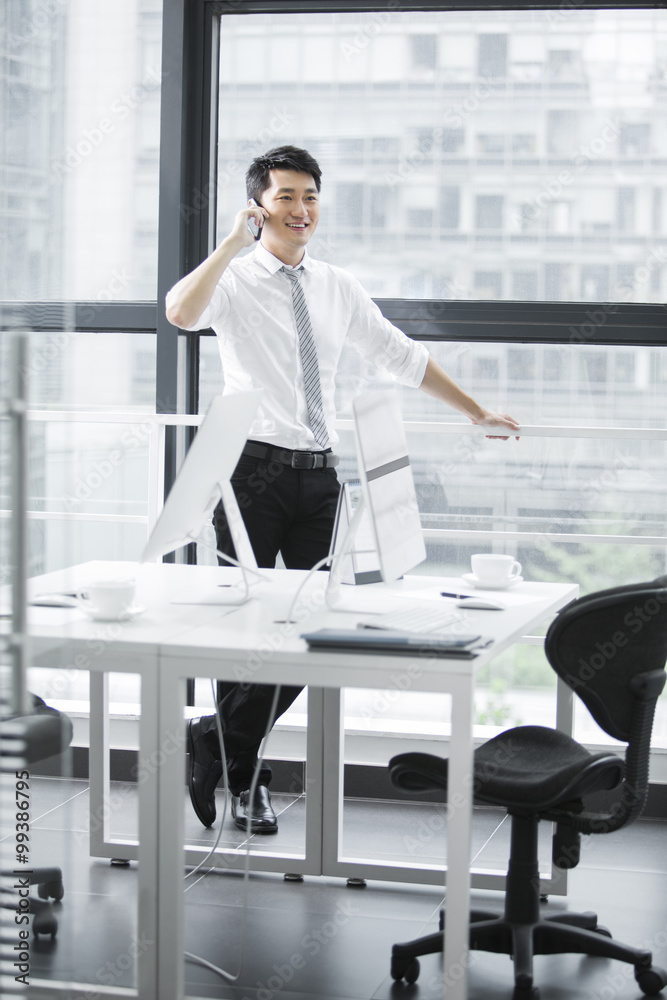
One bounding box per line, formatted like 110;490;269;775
247;198;263;240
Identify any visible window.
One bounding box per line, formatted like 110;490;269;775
547;49;583;81
652;188;663;234
439;187;460;229
476;134;506;156
371;136;400;163
441;128;465;154
547;109;579;155
511;270;538;299
478;33;507;78
619;122;650;156
409;34;437;71
407;208;434;230
475;195;503;230
370;186;392;228
617;187;636;232
581;265;610;300
473;270;503;298
335;183;364;231
512;134;536;156
546;201;571;234
0;0;163;301
614;351;635;384
544;262;573;299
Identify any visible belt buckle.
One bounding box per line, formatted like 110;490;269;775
291;451;315;470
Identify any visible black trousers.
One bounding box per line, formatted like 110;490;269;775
198;448;340;794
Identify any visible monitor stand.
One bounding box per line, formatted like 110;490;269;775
172;481;267;606
325;494;409;616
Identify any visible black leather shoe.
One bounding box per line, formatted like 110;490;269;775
231;785;278;834
187;719;222;828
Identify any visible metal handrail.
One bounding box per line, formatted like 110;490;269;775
1;410;665;548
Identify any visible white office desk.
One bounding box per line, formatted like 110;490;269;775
15;562;577;1000
151;565;578;1000
13;560;243;1000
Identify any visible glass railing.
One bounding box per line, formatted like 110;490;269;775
4;407;665;756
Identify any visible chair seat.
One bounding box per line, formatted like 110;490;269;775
473;726;624;810
390;726;624;815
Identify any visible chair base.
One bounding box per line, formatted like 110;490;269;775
1;866;63;940
390;908;667;996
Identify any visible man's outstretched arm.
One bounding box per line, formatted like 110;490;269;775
419;357;520;439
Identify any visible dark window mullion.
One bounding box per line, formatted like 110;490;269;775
0;302;156;334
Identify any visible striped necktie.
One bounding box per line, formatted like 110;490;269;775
282;265;329;448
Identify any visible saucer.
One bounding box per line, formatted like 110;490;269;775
80;604;145;622
461;572;523;591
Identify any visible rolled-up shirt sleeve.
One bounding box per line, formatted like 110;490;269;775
172;280;231;332
345;277;429;388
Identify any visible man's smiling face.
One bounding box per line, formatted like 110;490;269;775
253;168;320;263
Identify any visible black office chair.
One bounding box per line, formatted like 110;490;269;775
388;579;667;998
1;694;73;939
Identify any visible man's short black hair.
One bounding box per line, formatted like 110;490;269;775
246;145;322;203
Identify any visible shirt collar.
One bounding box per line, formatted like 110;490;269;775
254;243;313;275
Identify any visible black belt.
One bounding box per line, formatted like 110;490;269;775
242;440;339;470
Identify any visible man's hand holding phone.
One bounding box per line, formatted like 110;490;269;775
229;202;267;248
246;198;266;241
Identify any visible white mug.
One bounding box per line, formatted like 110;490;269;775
79;578;137;620
471;554;522;587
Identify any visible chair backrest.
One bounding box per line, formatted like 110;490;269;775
545;579;667;831
545;579;667;743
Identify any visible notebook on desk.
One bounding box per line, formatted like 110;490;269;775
301;628;491;658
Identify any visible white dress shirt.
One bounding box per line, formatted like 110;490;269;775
181;243;429;450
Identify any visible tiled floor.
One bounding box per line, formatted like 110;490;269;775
13;776;667;999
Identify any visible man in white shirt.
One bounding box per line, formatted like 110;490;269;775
166;145;519;834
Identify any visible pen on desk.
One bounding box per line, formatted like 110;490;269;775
440;591;474;600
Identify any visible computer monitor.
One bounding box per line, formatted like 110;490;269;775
353;388;426;582
326;388;426;610
141;390;263;603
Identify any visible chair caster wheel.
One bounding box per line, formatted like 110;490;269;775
32;911;57;940
38;879;64;901
390;956;420;983
635;965;667;996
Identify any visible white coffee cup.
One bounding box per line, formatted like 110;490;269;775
79;578;137;621
471;554;522;587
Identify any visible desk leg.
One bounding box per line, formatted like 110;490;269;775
542;676;574;898
137;671;161;1000
303;687;325;873
88;672;109;857
156;665;187;1000
443;676;475;1000
321;688;343;873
